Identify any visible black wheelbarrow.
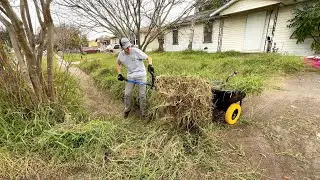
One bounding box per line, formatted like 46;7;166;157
212;72;246;125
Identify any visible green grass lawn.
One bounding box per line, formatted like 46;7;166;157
79;51;304;95
0;51;309;179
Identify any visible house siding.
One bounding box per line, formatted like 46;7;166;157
164;21;219;52
110;38;119;45
221;0;279;16
273;4;314;55
191;22;219;52
221;8;277;53
163;1;314;55
221;14;247;52
220;1;314;55
140;32;159;51
165;26;188;51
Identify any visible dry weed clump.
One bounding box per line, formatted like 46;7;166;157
150;76;212;127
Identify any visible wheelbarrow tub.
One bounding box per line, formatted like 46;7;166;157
212;89;246;111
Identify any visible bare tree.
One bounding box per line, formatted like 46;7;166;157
54;24;88;54
60;0;199;51
188;15;196;50
0;0;55;103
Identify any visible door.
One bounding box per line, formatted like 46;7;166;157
243;11;266;52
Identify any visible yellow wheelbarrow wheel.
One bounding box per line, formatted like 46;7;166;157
225;103;242;125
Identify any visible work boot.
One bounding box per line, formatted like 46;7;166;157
124;110;130;119
140;112;148;121
140;115;146;121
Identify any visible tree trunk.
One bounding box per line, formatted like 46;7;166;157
27;56;43;103
136;28;140;48
46;22;54;101
0;33;37;105
0;0;55;105
142;44;146;52
7;26;36;98
157;33;164;52
188;17;196;50
43;1;55;101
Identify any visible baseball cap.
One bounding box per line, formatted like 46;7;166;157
120;38;132;49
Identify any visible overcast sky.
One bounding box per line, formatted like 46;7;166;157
1;0;195;41
51;0;195;40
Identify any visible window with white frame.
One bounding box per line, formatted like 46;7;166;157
203;22;213;43
172;29;179;45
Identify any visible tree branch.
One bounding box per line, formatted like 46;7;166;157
1;0;34;61
0;12;11;26
0;6;8;17
33;0;44;27
20;0;35;52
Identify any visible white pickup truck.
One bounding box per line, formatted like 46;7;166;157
106;44;121;53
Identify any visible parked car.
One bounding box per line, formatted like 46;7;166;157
81;47;100;54
304;56;320;69
107;44;121;53
106;44;112;52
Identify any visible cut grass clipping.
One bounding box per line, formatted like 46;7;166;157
150;76;212;128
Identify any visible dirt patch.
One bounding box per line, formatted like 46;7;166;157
57;57;122;119
221;73;320;180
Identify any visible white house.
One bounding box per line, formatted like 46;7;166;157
139;27;160;52
165;9;219;52
164;0;316;55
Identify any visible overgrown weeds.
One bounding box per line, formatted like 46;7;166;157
79;51;304;96
0;63;87;146
0;51;306;179
0;49;89;178
0;116;261;179
77;51;304;122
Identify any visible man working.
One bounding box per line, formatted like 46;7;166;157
116;38;154;119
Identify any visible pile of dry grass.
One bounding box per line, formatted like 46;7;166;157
149;76;212;128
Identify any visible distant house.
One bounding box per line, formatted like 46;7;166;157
96;37;111;46
96;36;112;51
101;30;159;52
91;36;121;52
88;40;98;47
165;0;316;55
110;36;120;45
